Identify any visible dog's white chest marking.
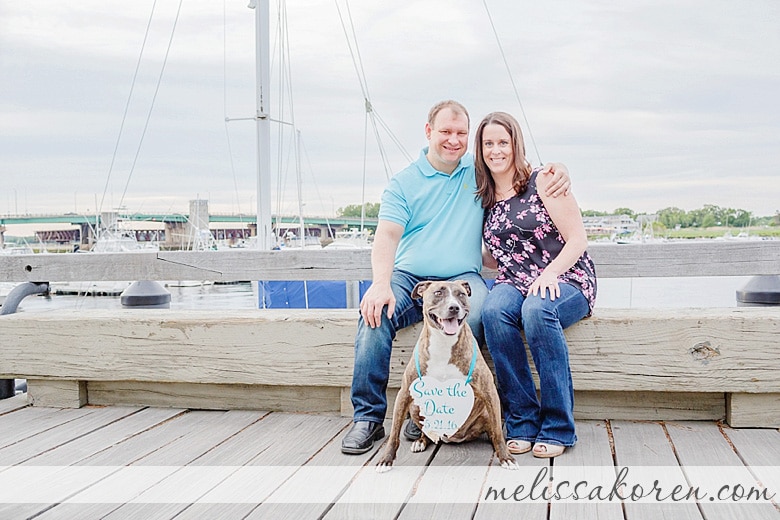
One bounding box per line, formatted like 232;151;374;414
424;334;465;381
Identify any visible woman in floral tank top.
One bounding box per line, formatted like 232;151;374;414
475;112;597;458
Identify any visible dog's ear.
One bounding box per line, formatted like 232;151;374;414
459;281;472;296
412;281;432;300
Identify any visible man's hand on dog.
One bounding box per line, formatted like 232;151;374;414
360;283;396;328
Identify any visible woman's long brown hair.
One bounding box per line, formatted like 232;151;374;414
474;111;532;210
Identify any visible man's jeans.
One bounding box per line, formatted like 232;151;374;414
482;282;589;447
350;270;488;424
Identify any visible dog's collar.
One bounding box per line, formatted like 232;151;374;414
414;338;479;385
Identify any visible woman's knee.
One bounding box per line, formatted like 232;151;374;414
522;286;588;332
521;295;557;323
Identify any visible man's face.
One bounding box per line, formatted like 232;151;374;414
425;108;469;174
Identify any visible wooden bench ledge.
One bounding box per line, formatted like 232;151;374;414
2;307;778;392
2;307;778;426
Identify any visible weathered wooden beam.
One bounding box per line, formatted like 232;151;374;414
573;391;725;421
26;379;87;408
2;308;777;394
586;240;780;278
1;240;779;283
87;381;342;414
726;393;780;428
0;249;372;283
340;389;726;422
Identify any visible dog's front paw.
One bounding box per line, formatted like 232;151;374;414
500;457;519;470
376;460;393;473
410;439;428;453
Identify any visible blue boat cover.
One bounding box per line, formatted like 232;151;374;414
259;280;373;309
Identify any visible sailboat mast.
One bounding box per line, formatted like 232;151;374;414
296;129;305;247
252;0;272;250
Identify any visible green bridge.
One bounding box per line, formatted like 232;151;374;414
0;213;378;229
1;209;378;251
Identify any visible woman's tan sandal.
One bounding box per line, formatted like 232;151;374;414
507;439;533;454
532;443;565;458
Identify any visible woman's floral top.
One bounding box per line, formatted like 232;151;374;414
483;170;597;313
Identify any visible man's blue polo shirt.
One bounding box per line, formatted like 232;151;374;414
378;148;483;278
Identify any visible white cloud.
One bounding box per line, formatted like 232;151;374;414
1;0;778;218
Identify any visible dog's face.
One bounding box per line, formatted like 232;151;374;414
412;280;471;336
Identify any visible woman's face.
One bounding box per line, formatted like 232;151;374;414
481;124;514;178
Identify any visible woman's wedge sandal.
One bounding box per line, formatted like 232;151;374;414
507;439;533;455
532;443;565;458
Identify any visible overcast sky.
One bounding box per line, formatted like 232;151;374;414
2;0;779;220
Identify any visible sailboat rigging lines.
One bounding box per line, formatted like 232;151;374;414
100;0;185;218
481;0;542;166
335;0;413;179
92;1;544;248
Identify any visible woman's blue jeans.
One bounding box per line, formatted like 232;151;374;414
350;270;488;424
482;282;589;447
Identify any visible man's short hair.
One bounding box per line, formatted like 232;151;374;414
428;100;470;127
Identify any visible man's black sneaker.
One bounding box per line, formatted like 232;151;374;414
403;419;422;441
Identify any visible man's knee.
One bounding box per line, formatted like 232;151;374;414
354;317;393;354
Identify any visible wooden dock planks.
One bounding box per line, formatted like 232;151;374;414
665;421;779;520
0;405;777;519
550;420;623;520
612;420;702;520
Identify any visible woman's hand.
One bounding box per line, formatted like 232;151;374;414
529;270;561;300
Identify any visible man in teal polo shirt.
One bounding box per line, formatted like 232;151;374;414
341;100;571;454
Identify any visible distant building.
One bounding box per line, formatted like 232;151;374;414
582;214;639;237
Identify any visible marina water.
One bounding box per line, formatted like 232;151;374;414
6;276;754;314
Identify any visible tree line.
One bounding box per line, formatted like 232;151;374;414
337;203;381;219
339;202;778;228
582;205;778;228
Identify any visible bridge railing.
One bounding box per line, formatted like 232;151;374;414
2;240;778;283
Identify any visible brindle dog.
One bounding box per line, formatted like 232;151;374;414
376;280;517;472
